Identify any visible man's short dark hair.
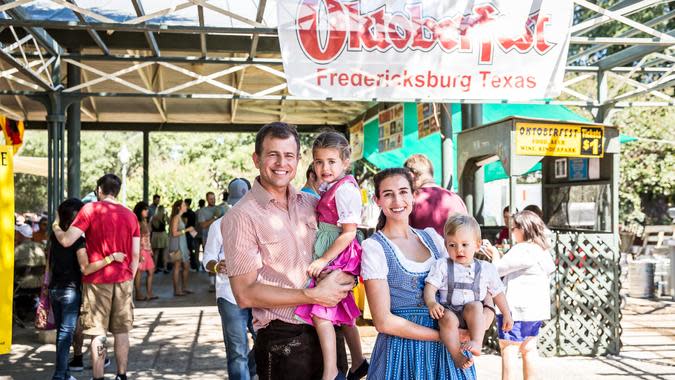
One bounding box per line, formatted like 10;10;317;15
198;199;205;208
184;198;192;206
153;194;160;200
255;122;300;156
96;174;122;197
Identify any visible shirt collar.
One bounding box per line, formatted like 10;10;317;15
251;176;301;209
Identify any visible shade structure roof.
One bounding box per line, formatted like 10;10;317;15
0;0;673;128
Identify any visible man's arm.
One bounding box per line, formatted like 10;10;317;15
202;219;222;272
130;237;140;278
52;223;85;248
229;269;354;309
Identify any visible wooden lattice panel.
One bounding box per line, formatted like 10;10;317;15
483;231;622;357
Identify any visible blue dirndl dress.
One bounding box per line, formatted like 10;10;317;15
367;229;477;380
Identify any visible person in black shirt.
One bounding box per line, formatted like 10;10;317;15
50;198;125;380
183;198;199;271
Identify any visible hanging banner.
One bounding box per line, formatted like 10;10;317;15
277;0;574;101
417;103;440;139
378;104;403;152
1;116;25;155
349;120;364;161
0;145;14;355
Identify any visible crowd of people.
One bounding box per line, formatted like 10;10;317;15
15;122;557;380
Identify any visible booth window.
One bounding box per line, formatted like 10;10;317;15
546;184;612;232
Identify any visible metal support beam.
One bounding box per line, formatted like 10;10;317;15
66;56;81;197
596;30;675;70
440;103;454;189
0;46;53;90
143;130;149;204
130;0;161;57
66;0;110;55
0;19;277;35
249;0;268;59
0;0;63;57
197;5;207;57
25;121;341;133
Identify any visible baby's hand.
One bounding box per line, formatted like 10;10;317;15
428;302;445;320
307;257;329;278
502;313;514;332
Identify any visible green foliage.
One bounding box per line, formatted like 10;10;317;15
613;106;674;226
14;131;47;213
14;130;320;212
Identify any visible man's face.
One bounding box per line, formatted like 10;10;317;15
153;197;160;205
253;136;299;192
206;193;216;206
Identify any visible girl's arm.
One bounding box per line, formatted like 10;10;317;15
365;279;440;341
493;293;513;331
307;223;357;277
491;244;532;277
76;248;125;276
170;216;183;237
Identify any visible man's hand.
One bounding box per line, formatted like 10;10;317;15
215;260;227;274
306;270;354;307
111;252;126;262
428;302;445;320
307;257;329;278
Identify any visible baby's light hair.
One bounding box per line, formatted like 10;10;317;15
313;130;351;161
443;213;482;241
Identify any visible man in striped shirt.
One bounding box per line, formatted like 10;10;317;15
221;122;355;380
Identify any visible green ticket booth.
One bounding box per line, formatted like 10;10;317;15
457;117;622;356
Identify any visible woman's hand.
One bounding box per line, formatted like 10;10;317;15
186;226;195;233
428;302;445;320
111;252;126;262
482;240;501;261
307;257;329;278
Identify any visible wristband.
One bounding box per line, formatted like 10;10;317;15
104;256;113;264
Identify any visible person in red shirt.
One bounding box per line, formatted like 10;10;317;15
53;174;140;380
405;154;468;235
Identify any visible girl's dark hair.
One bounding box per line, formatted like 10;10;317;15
512;210;550;250
373;168;414;231
57;198;84;231
133;201;149;222
133;201;150;234
313;131;351;161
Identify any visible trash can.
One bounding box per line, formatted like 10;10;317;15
628;260;655;299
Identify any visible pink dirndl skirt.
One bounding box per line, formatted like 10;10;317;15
295;239;361;326
138;249;155;272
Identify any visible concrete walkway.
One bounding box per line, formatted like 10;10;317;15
1;271;674;379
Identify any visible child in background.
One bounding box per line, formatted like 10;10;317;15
295;131;368;380
424;213;513;369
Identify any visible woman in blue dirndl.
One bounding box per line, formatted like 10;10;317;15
361;168;480;380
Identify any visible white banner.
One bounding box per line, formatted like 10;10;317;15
277;0;574;101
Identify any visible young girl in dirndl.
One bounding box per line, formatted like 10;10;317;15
295;131;368;380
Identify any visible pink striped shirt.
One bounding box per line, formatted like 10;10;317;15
221;178;318;330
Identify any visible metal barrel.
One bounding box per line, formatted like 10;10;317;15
628;261;655;299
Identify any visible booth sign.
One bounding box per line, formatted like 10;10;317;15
277;0;574;101
515;122;605;158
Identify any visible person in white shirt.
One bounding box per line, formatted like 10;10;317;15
423;213;513;369
485;210;555;380
202;178;255;380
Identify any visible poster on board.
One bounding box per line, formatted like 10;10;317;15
417;103;440;139
349;121;364;161
378;104;404;152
